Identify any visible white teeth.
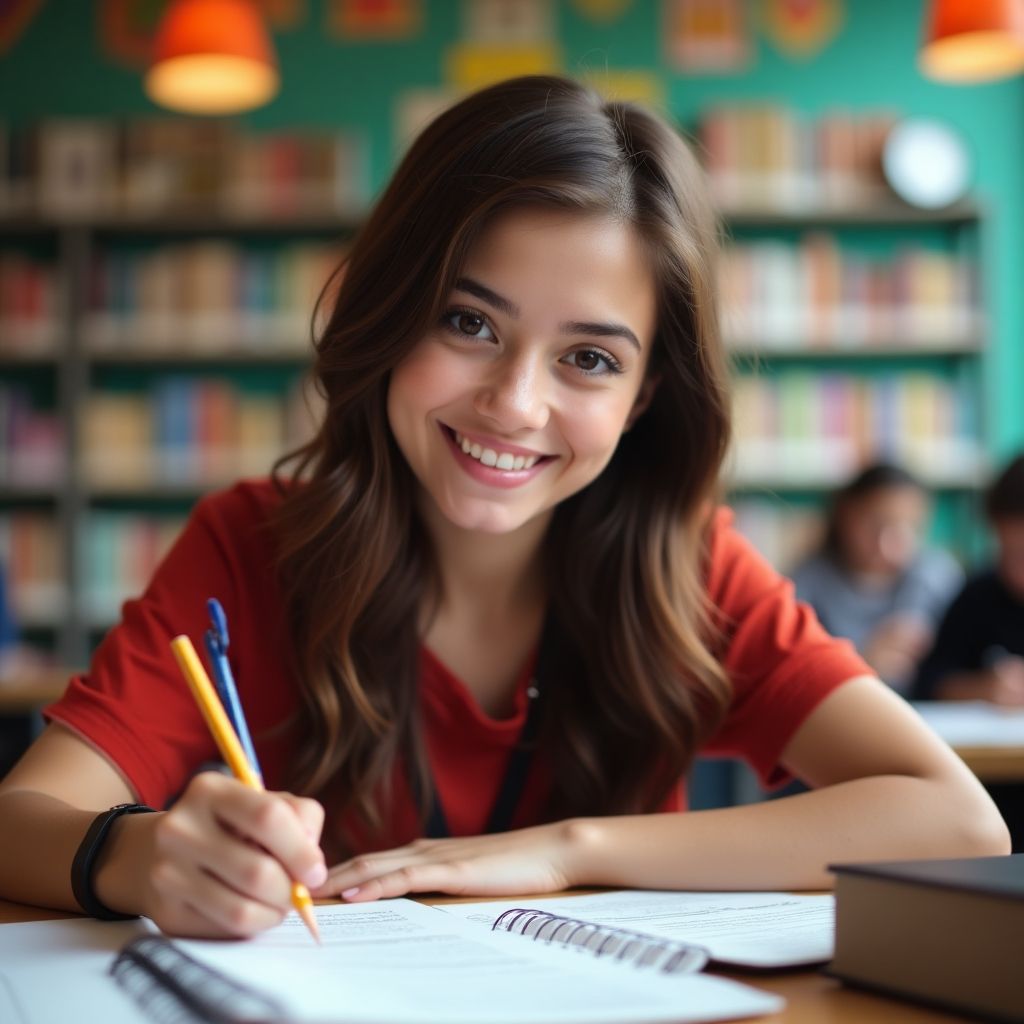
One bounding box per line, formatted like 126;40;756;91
453;430;541;471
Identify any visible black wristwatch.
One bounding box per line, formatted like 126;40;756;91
70;803;154;920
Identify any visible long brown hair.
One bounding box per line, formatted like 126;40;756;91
272;75;733;846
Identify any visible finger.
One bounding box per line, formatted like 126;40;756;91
341;862;470;903
150;858;287;939
156;805;296;910
276;793;326;844
203;782;327;889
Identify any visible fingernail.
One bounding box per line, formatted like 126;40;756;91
304;863;327;888
341;886;360;899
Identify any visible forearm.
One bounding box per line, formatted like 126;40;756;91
569;774;1009;891
0;789;157;914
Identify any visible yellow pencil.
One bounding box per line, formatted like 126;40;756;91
170;634;321;944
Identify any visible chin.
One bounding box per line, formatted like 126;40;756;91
440;500;529;535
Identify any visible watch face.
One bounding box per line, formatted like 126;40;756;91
882;118;971;209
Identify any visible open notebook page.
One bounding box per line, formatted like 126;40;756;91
438;890;835;968
173;899;782;1024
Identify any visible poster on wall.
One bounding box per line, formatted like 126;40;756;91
464;0;554;43
663;0;751;74
0;0;41;54
100;0;161;67
762;0;842;58
327;0;421;39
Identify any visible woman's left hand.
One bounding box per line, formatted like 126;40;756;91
311;820;592;903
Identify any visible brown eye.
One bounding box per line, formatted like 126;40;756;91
575;350;601;372
442;309;494;340
458;313;486;335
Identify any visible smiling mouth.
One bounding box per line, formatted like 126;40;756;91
441;425;553;472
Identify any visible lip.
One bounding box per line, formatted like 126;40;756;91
439;424;555;489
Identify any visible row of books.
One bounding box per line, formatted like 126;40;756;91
730;372;983;485
83;241;340;353
0;386;65;487
81;378;319;488
0;253;60;353
81;513;184;626
698;106;897;210
720;238;980;350
0;119;371;219
0;514;64;626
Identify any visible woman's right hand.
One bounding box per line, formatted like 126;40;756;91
101;770;326;938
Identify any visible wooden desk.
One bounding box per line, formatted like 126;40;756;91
0;897;977;1023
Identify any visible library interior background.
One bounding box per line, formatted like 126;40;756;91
1;1;1023;812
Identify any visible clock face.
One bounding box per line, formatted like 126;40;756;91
882;119;972;209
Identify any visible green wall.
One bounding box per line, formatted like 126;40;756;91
2;0;1022;457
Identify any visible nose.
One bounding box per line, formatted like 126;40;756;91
473;351;550;432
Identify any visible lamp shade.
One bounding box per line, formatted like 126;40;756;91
920;0;1024;83
145;0;279;115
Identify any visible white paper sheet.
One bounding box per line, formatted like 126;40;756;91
174;899;783;1023
439;890;835;967
0;917;152;1024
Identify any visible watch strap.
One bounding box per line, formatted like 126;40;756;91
70;803;155;920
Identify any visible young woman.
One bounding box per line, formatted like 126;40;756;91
0;76;1008;939
790;462;963;692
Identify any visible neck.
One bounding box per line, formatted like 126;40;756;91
419;500;550;618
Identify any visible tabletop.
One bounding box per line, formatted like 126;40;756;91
0;896;977;1023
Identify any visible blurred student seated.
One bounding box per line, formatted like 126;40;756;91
791;462;963;693
913;453;1024;707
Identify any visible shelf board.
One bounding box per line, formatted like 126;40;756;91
85;347;312;365
728;471;986;492
0;484;61;501
0;210;363;235
718;198;981;227
728;341;983;360
0;350;60;366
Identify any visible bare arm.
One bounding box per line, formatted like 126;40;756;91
0;723;326;936
315;676;1010;901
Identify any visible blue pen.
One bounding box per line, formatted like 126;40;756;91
204;597;264;783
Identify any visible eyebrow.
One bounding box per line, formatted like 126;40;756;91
454;276;642;352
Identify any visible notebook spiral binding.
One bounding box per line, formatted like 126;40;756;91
491;908;710;975
110;935;286;1024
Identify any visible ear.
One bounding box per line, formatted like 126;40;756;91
624;374;660;431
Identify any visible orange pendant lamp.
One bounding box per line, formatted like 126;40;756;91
145;0;280;115
920;0;1024;83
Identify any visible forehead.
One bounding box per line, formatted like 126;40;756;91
459;207;657;336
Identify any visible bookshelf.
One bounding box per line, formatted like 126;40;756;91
0;118;366;667
704;107;989;574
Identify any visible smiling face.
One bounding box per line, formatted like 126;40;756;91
387;206;658;537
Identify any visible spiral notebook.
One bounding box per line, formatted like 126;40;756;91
101;899;783;1024
440;889;836;968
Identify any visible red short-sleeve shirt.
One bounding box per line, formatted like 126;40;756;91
45;480;869;852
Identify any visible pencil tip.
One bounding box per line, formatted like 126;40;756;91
298;902;322;945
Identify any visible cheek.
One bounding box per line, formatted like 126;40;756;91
560;392;637;460
389;342;467;420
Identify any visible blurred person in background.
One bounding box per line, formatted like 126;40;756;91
791;462;963;693
914;453;1024;707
